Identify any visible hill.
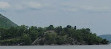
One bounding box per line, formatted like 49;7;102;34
0;14;17;28
99;34;111;42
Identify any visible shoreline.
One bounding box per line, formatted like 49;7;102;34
0;44;110;46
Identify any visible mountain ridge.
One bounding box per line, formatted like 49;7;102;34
0;14;17;28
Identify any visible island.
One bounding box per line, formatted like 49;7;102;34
0;14;109;46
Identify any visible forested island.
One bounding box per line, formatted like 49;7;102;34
0;25;109;45
0;14;109;45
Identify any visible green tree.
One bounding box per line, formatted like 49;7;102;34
45;32;57;45
46;25;54;30
29;26;38;41
21;34;32;45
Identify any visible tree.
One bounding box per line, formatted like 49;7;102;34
46;25;54;30
101;39;109;44
45;32;57;45
55;26;62;35
21;34;32;45
74;26;76;30
29;26;38;41
66;25;72;28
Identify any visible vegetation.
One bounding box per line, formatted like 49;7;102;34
0;25;109;45
0;14;17;28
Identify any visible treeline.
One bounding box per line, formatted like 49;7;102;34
0;25;109;45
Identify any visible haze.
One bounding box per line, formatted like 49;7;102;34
0;0;111;35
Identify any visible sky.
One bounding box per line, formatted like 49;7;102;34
0;0;111;35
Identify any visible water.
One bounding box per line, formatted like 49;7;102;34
0;45;111;49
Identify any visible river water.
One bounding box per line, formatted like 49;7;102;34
0;44;111;49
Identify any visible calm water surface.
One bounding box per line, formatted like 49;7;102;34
0;44;111;49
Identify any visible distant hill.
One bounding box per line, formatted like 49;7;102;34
0;14;17;28
99;34;111;42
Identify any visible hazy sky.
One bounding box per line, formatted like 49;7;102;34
0;0;111;35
